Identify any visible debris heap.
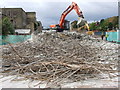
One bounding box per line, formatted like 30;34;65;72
1;32;118;87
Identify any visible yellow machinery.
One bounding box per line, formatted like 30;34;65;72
77;22;94;35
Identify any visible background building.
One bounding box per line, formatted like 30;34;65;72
1;8;42;34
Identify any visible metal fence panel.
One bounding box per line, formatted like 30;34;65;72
0;35;31;45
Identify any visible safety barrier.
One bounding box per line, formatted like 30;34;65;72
0;35;31;45
106;31;120;43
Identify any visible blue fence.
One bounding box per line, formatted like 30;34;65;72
106;31;120;42
0;35;31;45
94;32;106;36
94;31;120;43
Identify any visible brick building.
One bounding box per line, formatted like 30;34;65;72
1;8;42;34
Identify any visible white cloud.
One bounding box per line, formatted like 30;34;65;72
0;0;118;27
32;0;118;2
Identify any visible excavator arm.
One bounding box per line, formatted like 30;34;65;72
59;2;84;29
50;2;87;31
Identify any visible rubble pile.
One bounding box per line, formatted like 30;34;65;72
1;31;119;87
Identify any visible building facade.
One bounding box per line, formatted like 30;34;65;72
1;8;41;34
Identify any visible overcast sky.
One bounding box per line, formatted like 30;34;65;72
0;0;118;27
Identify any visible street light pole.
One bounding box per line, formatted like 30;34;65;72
118;0;120;30
118;1;120;43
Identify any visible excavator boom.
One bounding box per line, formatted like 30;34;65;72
50;2;87;31
59;2;84;29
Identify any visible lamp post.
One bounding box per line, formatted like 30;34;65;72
118;1;120;43
118;0;120;30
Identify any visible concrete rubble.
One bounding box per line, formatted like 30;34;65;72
1;31;120;88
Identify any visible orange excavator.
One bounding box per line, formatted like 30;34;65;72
50;2;86;32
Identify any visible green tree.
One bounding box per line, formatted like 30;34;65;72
2;17;14;35
100;20;109;31
100;19;104;24
108;22;113;30
89;22;97;30
89;16;118;31
113;16;118;29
